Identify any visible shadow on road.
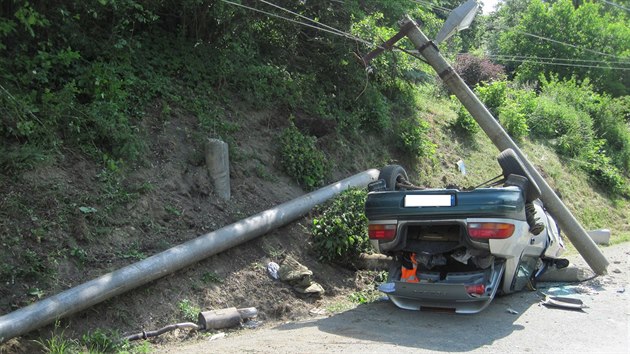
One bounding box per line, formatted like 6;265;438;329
275;292;542;351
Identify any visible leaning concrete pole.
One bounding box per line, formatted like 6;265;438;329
401;16;608;275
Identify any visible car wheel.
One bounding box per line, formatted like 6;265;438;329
379;165;409;191
497;149;541;202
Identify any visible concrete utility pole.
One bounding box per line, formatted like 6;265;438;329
398;15;608;275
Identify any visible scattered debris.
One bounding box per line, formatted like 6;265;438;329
457;160;466;175
198;307;258;330
506;308;519;315
537;266;596;282
208;332;226;341
378;282;396;293
541;296;586;311
309;307;328;316
242;320;262;329
586;229;610;245
617;287;625;293
124;322;199;341
278;255;325;297
267;262;280;280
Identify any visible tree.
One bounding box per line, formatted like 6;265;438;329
489;0;630;96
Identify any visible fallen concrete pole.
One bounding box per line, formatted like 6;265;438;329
401;16;608;275
0;169;379;343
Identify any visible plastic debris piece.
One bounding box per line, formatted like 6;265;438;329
242;320;262;329
617;287;626;293
208;332;226;341
506;308;519;315
378;282;396;293
309;308;328;316
541;295;586;311
267;262;280;280
457;160;467;175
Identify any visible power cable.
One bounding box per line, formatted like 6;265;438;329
258;0;430;64
481;57;629;70
223;0;428;64
599;0;630;12
517;30;628;60
408;0;452;13
221;0;372;45
481;54;630;65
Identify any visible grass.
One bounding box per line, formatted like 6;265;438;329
178;299;201;322
416;112;630;247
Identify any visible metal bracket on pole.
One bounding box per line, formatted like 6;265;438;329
361;21;415;65
397;15;608;275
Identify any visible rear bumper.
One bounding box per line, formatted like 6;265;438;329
380;262;505;314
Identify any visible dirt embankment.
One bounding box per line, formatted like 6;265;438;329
0;107;383;352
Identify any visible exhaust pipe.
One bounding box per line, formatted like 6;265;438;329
0;169;379;343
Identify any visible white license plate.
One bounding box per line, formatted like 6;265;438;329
404;194;454;207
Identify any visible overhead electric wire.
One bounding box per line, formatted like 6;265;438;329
255;0;429;63
481;57;629;70
408;0;451;13
481;54;630;65
517;30;628;60
600;0;630;12
221;0;372;45
221;0;429;64
222;0;628;71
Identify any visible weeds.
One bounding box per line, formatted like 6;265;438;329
178;299;201;322
37;322;78;354
201;271;224;284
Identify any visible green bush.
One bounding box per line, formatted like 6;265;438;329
312;189;370;266
475;80;508;117
395;117;436;159
279;123;330;190
581;140;628;197
498;101;528;141
454;104;480;136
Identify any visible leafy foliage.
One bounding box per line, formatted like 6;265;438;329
312;189;370;266
492;0;629;96
454;104;480;136
498;101;528;141
395;117;437;159
454;53;506;88
279;123;330;190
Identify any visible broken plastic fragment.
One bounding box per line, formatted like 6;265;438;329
541;295;586;311
267;262;280;280
378;282;396;293
506;308;519;315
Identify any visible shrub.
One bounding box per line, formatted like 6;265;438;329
279;123;330;190
498;101;528;141
581;140;628;197
475;80;508;118
312;189;370;266
395;117;436;159
454;53;506;88
454;103;480;136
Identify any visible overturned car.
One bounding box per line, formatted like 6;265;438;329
366;149;567;313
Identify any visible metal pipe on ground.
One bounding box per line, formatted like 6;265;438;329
401;16;608;275
0;169;380;343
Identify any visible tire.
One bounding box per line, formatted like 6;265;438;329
379;165;409;191
497;149;541;202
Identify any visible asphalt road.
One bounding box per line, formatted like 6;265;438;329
160;243;629;353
